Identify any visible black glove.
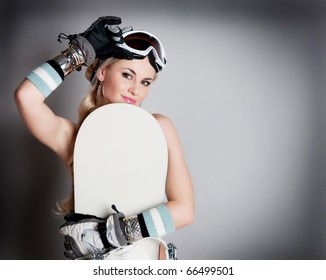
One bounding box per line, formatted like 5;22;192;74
66;16;133;65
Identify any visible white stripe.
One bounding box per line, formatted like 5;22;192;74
149;208;166;236
33;67;58;91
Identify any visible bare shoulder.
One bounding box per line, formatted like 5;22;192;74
152;113;181;150
152;113;176;132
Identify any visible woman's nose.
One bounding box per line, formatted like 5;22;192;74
128;82;140;96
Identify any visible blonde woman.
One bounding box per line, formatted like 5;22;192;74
14;16;194;259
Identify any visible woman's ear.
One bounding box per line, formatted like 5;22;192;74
96;67;105;82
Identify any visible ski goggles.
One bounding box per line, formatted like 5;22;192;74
118;30;167;72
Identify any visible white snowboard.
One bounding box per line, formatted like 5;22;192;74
73;103;168;259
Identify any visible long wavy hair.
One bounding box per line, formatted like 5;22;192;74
56;57;119;215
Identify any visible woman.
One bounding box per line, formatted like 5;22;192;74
14;16;194;259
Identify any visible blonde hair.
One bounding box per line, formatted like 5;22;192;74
56;57;119;215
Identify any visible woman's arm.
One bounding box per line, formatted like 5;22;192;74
154;114;195;230
14;17;130;164
14;79;76;163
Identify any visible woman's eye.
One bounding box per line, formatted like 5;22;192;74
142;81;151;87
122;72;132;79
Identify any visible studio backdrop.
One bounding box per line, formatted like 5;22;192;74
1;0;326;259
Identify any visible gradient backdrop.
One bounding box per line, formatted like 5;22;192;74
1;0;326;259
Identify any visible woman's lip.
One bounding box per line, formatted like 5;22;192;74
122;95;136;105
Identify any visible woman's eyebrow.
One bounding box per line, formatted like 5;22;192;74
125;68;136;75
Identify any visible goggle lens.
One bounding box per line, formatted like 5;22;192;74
124;32;163;61
120;30;167;72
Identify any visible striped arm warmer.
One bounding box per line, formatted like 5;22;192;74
26;61;64;98
137;204;175;238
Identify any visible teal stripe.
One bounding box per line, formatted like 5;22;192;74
143;204;175;237
143;209;158;237
41;63;62;87
26;71;52;97
157;204;175;234
26;62;63;98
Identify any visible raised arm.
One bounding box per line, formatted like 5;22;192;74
14;79;76;163
14;16;132;163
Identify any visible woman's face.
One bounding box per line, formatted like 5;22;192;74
97;57;156;107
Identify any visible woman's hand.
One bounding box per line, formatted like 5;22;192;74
65;15;134;66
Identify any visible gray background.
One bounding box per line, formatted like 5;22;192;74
1;0;326;259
